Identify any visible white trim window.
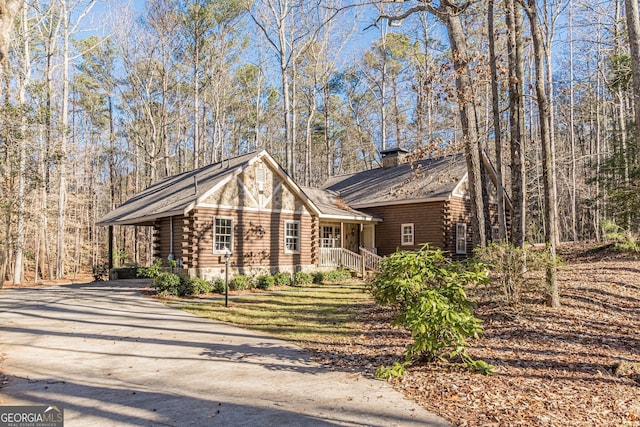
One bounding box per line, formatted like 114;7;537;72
213;216;233;253
284;220;301;253
401;223;414;246
321;225;340;248
456;223;467;254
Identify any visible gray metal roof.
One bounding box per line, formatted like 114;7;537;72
96;151;259;226
322;154;467;207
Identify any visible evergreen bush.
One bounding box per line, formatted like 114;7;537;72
231;274;250;291
294;271;313;285
137;259;163;278
180;277;212;295
370;245;492;375
211;278;225;294
257;274;275;290
273;272;291;286
153;272;181;296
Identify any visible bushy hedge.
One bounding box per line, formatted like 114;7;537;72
211;278;225;294
153;272;181;296
154;267;358;297
293;271;313;285
313;269;352;284
230;274;252;291
273;272;291;286
257;274;275;290
180;277;212;296
137;259;163;278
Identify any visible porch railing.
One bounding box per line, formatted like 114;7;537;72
319;247;342;267
319;247;362;272
319;247;382;275
360;247;383;273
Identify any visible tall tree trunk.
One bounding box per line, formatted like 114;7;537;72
568;0;577;241
12;2;29;285
193;36;200;169
0;0;23;95
506;0;526;248
525;0;560;307
56;0;71;279
488;0;507;241
625;0;640;152
444;11;487;247
0;0;24;287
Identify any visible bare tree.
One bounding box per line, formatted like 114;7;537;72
376;0;488;246
488;0;507;240
522;0;560;307
0;0;23;93
625;0;640;156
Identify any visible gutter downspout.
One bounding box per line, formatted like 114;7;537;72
169;216;174;260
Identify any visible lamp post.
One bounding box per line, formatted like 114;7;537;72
223;247;231;307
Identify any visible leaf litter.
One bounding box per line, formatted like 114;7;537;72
305;244;640;426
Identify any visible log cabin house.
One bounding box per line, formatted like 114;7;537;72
97;149;494;280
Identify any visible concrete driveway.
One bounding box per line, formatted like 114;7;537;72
0;280;449;426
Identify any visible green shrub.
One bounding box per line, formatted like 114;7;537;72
180;277;212;296
312;269;351;284
273;272;291;286
257;274;275;290
294;271;313;285
370;245;492;375
153;272;181;296
231;274;250;291
375;362;407;381
211;278;225;294
137;259;163;278
177;276;213;297
602;220;640;252
325;269;352;283
313;271;325;284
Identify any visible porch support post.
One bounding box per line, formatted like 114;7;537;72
169;216;174;260
372;224;376;251
108;225;114;278
340;222;344;249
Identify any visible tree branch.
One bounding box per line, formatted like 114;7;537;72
364;4;433;31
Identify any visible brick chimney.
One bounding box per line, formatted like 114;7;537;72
381;147;409;168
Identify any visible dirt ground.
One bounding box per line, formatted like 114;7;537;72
310;244;640;427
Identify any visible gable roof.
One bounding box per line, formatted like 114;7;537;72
323;154;468;208
301;187;380;222
97;151;327;226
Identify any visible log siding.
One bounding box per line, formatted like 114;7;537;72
361;201;448;257
177;207;315;279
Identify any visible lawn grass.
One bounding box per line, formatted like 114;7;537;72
172;284;372;345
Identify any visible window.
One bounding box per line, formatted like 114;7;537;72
214;217;233;253
321;226;340;248
284;220;300;253
456;223;467;254
401;223;414;246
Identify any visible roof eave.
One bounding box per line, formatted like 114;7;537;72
349;195;454;209
318;213;382;222
95;209;186;227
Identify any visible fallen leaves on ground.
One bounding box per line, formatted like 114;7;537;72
305;244;640;426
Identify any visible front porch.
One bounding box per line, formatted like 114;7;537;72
317;221;381;275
